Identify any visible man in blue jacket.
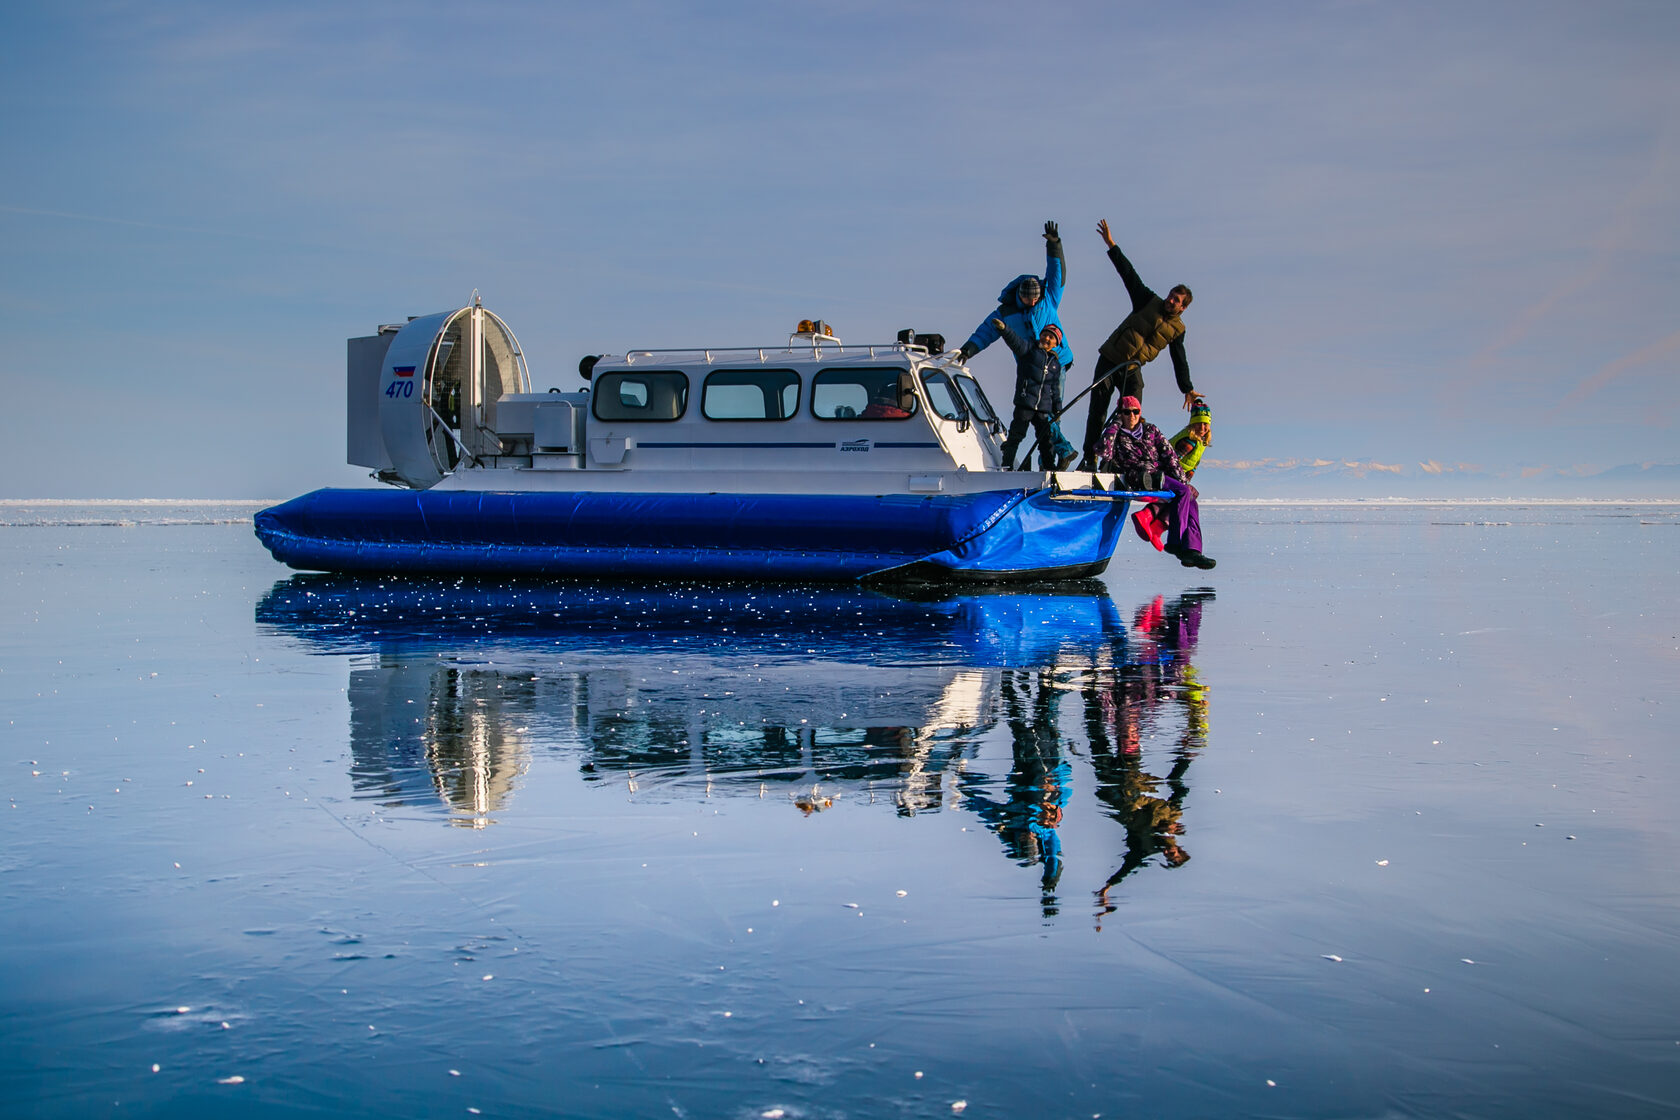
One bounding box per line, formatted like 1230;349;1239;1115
956;221;1074;371
956;221;1077;467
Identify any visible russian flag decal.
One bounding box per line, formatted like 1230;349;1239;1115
394;365;415;378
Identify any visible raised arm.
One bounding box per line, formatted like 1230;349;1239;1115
993;318;1030;359
1096;219;1155;311
1043;221;1065;305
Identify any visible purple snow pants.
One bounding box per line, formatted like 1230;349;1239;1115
1160;476;1204;555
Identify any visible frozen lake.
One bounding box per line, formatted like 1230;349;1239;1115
4;500;1678;1118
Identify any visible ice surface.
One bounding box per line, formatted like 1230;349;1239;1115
2;503;1677;1118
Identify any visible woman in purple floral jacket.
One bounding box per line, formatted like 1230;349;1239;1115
1098;396;1216;570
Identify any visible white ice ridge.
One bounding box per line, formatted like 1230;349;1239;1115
0;499;277;506
0;499;275;527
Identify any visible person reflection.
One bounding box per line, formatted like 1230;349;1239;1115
963;668;1072;916
1083;590;1213;924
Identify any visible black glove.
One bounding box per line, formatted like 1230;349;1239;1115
956;342;979;363
1043;220;1060;243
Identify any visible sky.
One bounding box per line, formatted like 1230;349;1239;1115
1;0;1676;497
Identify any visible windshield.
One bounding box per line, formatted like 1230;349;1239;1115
954;374;1000;426
919;370;969;421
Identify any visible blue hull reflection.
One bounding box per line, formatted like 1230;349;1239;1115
255;577;1129;666
256;578;1213;914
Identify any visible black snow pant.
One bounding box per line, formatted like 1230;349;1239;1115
1001;407;1057;471
1081;356;1145;467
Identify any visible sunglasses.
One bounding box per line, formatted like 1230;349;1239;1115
1119;408;1140;415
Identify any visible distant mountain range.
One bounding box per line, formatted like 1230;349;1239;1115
1194;459;1680;499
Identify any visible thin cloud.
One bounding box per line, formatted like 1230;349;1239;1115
0;202;357;252
1469;130;1676;371
1557;327;1680;407
1204;457;1405;475
0;202;270;239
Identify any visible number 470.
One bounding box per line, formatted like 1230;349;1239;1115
385;380;415;398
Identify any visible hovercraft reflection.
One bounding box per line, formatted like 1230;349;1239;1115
256;580;1213;909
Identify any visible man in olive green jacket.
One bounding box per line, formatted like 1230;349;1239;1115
1078;219;1197;469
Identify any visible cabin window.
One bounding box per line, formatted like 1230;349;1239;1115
918;370;968;421
811;367;919;420
702;369;801;421
592;371;689;422
953;373;1001;426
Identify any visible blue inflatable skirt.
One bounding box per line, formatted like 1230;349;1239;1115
253;487;1132;583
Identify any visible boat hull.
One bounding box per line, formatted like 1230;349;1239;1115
253;487;1131;583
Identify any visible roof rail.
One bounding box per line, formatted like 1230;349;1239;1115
615;342;947;366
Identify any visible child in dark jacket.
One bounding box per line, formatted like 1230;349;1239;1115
995;319;1071;471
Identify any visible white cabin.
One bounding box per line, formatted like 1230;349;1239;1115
349;307;1044;497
